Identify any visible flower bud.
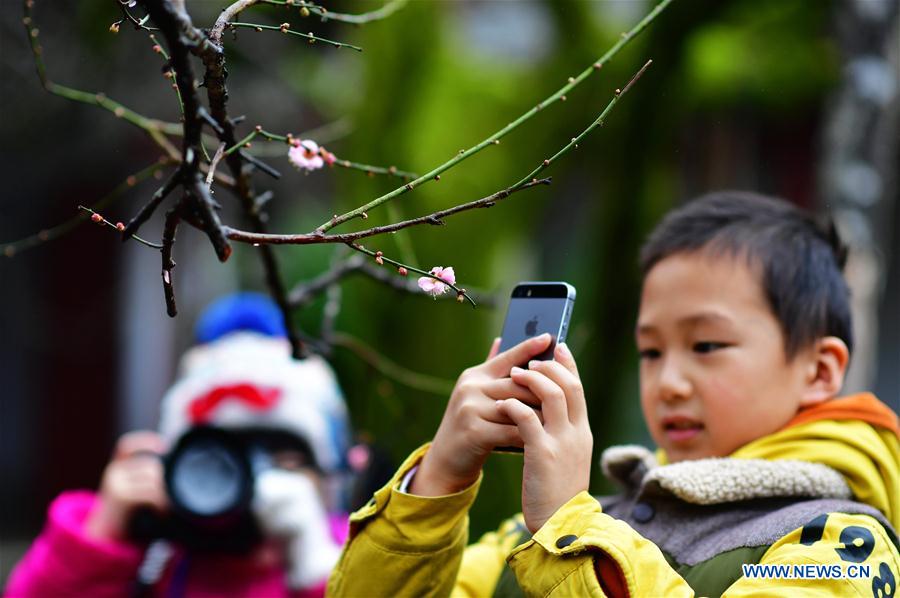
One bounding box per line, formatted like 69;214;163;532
109;22;120;34
398;267;408;276
91;213;102;223
116;222;125;231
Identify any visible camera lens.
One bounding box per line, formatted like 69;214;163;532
171;439;244;516
166;427;253;521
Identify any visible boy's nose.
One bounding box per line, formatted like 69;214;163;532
657;358;692;403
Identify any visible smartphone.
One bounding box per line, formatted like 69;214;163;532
497;282;576;359
494;282;576;453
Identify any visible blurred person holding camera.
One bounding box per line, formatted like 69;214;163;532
6;293;356;597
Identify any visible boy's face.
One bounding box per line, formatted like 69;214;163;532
636;252;812;462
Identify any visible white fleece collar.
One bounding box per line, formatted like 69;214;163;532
600;445;852;505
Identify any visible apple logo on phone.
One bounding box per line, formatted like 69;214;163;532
524;316;539;337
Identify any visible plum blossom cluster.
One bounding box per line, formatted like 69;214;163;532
417;266;455;297
287;139;336;172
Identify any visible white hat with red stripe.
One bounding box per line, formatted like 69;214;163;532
158;293;350;473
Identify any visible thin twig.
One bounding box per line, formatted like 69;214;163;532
355;261;497;307
314;0;674;233
76;206;163;249
239;149;281;179
211;0;259;42
206;142;227;189
123;165;182;240
511;60;653;189
286;254;497;307
330;332;455;396
147;33;184;115
334;159;416;180
227;22;362;52
259;0;408;26
23;1;181;159
2;161;167;258
289;254;366;306
119;3;159;31
226;125;416;179
221;178;549;247
347;243;476;307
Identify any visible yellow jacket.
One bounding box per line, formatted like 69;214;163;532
328;394;899;597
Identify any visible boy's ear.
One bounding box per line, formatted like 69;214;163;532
799;336;850;407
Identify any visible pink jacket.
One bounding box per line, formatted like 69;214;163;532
5;491;349;598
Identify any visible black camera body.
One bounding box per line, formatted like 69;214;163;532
130;425;314;553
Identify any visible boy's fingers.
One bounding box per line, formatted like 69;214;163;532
462;418;525;450
481;378;541;407
484;334;553;377
496;399;544;445
475;396;544;426
486;337;502;361
554;343;580;377
528;357;588;424
510;368;568;431
483;422;525;450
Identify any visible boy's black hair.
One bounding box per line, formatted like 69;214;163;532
639;191;853;359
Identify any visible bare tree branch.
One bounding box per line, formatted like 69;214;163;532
22;0;673;363
221;177;551;247
161;204;182;317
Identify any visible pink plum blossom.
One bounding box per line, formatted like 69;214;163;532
288;139;324;172
417;266;456;297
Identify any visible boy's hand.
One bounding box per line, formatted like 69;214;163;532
496;343;592;533
85;431;169;541
410;334;553;497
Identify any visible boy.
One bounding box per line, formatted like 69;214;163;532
326;192;899;597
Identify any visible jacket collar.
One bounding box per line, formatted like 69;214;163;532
600;445;851;505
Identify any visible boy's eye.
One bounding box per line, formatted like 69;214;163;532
693;342;727;354
638;348;661;360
